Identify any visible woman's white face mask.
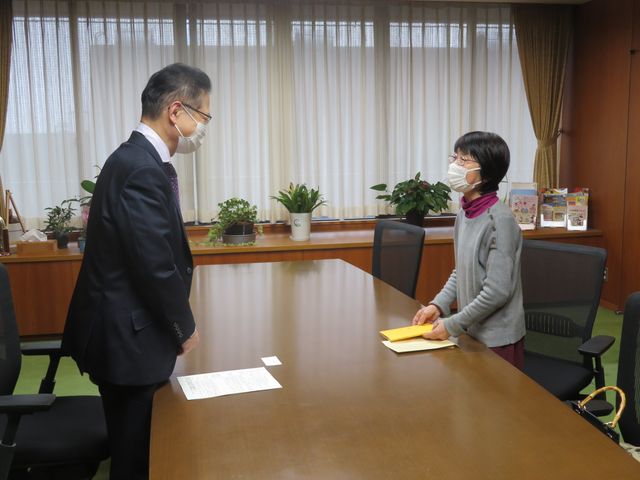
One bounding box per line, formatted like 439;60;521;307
174;107;206;154
447;162;481;193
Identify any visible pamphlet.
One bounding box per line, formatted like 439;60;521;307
566;188;589;231
539;188;567;227
510;182;538;230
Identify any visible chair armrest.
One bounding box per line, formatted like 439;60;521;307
19;339;65;394
578;335;615;357
0;394;55;415
20;339;63;356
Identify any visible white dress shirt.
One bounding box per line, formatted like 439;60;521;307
135;122;171;164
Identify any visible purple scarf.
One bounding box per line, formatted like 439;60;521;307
461;191;499;219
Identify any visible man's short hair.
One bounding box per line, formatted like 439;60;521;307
141;63;211;119
454;131;510;195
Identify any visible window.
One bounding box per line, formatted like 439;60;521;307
0;1;535;226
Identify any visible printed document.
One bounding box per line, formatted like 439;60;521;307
178;367;282;400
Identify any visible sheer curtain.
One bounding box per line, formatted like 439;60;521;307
0;0;535;226
2;0;176;227
188;1;273;221
384;5;535;205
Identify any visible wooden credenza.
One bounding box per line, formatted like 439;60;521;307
1;225;603;336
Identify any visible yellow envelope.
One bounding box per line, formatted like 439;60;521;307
379;324;433;342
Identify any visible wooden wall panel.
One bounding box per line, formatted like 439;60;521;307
560;0;635;309
621;0;640;305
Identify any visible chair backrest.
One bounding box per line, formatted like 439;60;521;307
372;220;425;298
0;263;21;395
521;240;606;365
618;292;640;446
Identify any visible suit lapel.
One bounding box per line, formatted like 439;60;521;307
127;131;192;261
128;131;163;167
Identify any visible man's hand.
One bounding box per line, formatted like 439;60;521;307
422;319;450;341
412;304;441;325
179;329;200;356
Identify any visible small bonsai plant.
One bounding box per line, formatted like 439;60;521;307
270;183;326;214
370;172;451;226
44;199;76;248
208;197;262;245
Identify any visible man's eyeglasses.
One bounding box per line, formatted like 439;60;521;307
182;102;212;124
448;153;477;166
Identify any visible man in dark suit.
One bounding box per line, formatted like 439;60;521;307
63;63;211;480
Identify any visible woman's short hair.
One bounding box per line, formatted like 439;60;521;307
454;131;510;194
141;63;211;119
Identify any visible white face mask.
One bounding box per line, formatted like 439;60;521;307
448;162;481;193
175;107;207;154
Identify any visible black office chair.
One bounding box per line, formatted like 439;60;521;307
618;292;640;448
521;240;614;408
372;220;425;298
0;264;108;479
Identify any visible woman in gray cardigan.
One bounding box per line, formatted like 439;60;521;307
413;131;526;369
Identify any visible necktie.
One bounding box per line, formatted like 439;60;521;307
162;162;180;206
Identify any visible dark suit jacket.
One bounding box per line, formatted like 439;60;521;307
63;131;196;386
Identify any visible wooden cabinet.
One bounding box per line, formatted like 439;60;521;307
1;228;602;336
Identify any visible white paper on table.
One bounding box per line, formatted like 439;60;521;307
177;367;282;400
382;338;457;353
261;356;282;366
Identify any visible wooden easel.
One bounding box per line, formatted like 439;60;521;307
5;190;26;233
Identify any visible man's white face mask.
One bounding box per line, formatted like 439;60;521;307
174;105;207;154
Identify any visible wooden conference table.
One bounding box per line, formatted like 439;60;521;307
150;260;640;479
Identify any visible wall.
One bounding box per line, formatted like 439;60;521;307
560;0;637;310
621;1;640;308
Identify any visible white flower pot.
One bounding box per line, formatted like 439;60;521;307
289;212;311;241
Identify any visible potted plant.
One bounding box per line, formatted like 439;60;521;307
370;172;451;226
77;206;89;253
271;183;326;241
44;199;76;248
75;178;95;253
208;197;262;245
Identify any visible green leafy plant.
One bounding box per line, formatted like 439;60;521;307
208;197;261;243
79;165;100;206
44;199;76;236
371;172;451;216
270;183;326;213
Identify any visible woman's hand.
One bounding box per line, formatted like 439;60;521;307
422;319;451;341
412;304;441;325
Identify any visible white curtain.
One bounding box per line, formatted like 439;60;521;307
0;0;535;226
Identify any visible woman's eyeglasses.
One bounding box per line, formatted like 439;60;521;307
448;153;477;166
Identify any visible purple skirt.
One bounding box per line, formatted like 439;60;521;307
490;336;525;370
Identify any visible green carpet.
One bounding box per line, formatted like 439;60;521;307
13;357;108;478
11;307;627;479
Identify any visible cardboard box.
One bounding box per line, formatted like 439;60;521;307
16;240;58;256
